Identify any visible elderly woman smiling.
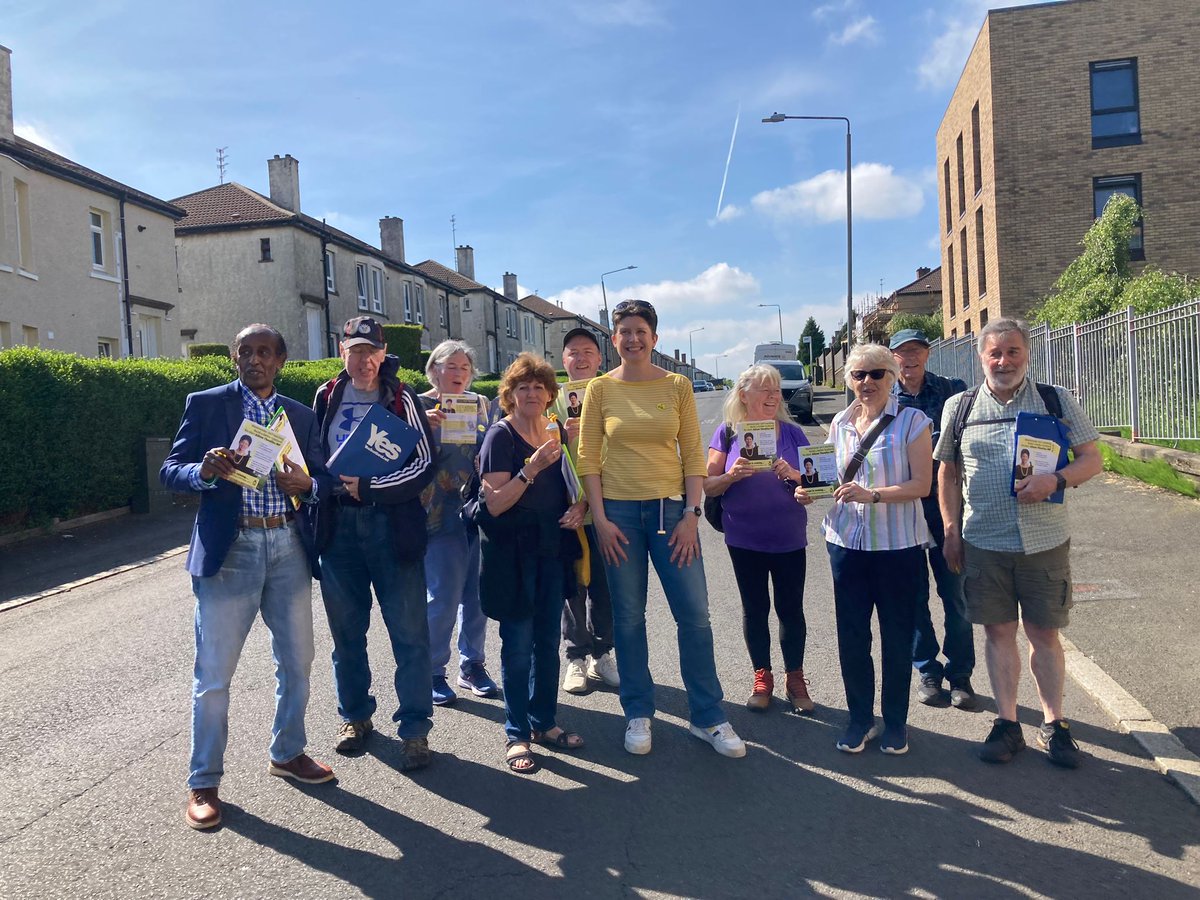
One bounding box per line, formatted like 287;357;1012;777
819;343;932;757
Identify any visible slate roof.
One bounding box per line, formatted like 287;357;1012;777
518;294;577;321
895;266;942;295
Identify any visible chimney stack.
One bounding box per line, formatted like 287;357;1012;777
0;46;14;143
456;245;475;280
917;266;931;279
380;217;405;263
267;154;301;213
599;308;609;329
503;272;518;301
674;349;680;361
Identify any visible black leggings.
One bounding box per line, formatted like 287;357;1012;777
726;545;807;672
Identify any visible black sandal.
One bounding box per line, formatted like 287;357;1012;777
505;741;539;774
532;728;585;751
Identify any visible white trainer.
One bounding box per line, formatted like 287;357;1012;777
625;717;652;755
689;722;747;758
562;658;589;694
587;652;620;687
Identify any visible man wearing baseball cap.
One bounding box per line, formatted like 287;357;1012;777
889;328;976;711
311;316;439;769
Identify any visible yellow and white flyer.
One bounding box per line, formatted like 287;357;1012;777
222;419;288;492
796;444;839;498
269;408;310;509
557;378;593;422
439;392;479;445
737;420;776;470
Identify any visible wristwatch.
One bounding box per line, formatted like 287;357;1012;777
870;490;881;504
1054;472;1067;493
691;505;703;518
517;468;534;485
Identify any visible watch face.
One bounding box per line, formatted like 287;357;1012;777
692;505;702;516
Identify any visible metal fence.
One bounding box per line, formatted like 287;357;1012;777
926;299;1200;442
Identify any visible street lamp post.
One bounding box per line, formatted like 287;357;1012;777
688;326;705;380
762;112;854;396
758;303;784;343
713;353;727;380
599;264;637;370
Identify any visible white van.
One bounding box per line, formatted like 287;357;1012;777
754;343;812;421
754;342;797;362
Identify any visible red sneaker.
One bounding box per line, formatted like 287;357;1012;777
746;668;774;711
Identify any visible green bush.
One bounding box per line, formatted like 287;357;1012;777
381;324;424;370
0;349;430;532
187;343;229;359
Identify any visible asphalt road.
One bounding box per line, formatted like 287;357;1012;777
1;388;1198;899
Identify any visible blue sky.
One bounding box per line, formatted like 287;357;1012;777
2;0;1043;375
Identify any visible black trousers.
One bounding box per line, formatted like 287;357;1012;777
726;545;808;672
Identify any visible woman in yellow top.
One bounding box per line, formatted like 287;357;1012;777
577;299;745;759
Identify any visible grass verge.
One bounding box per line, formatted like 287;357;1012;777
1099;443;1198;498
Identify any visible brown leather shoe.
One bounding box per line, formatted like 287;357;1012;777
268;753;335;784
786;669;815;713
185;788;222;830
746;668;774;711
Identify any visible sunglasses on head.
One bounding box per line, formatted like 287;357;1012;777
613;300;655;314
849;369;888;382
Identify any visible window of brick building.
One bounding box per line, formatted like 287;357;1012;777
971;102;982;196
946;247;956;317
1090;59;1140;148
975;208;987;296
943;159;952;234
979;308;989;328
959;228;969;309
1094;174;1144;260
956;134;966;216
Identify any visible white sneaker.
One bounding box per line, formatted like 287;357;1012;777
625;717;652;755
562;658;589;694
689;722;747;758
587;651;620;687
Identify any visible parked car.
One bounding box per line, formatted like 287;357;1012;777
762;360;813;422
692;379;714;392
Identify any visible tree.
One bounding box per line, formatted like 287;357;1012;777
799;317;826;361
888;311;944;341
1032;193;1196;327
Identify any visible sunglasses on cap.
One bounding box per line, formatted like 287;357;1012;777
613;299;655;314
849;369;888;382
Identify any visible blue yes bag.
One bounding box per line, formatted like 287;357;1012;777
327;403;421;478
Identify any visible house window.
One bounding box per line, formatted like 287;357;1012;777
959;228;969;308
970;102;982;196
439;293;449;327
370;267;384;314
1094;174;1144;259
90;211;106;269
979;308;989;328
523;315;535;343
259;238;272;262
963;318;972;335
975;208;987;296
561;321;570;332
355;263;369;311
97;339;113;358
23;324;39;347
1091;59;1140;148
415;284;425;324
14;179;33;272
946;246;956;317
955;134;966;216
943;159;952;234
505;307;517;338
324;249;337;293
463;296;471;311
403;282;413;322
0;321;10;348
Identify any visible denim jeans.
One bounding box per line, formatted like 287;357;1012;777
498;555;565;743
827;542;925;731
561;524;613;661
425;526;488;678
319;506;433;740
602;499;725;728
912;498;976;681
189;524;315;789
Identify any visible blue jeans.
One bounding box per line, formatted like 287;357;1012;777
827;542;925;731
425;527;488;678
498;555;565;743
912;497;975;681
602;499;725;728
319;506;433;740
189;524;315;789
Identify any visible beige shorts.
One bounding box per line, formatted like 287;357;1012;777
962;540;1073;629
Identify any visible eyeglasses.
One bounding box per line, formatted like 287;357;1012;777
613;300;655;314
849;369;888;382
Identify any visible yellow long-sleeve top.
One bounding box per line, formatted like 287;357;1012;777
575;372;707;500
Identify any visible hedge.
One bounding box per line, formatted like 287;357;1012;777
187;343;230;359
382;324;424;370
0;348;427;532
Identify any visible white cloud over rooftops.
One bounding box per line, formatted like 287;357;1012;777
751;162;924;223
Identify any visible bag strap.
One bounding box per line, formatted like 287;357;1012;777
721;425;735;453
953;383;1063;463
840;413;896;485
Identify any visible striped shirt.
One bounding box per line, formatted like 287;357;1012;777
822;396;932;551
933;377;1100;554
575;372;706;500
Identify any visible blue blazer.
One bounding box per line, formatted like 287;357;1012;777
160;381;331;578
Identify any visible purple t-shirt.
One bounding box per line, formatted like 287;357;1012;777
709;421;810;553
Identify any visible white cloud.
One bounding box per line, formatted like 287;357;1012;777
917;0;1047;90
547;263;760;324
714;203;744;224
13;121;71;157
830;15;880;46
568;0;665;27
812;0;857;22
750;163;924;223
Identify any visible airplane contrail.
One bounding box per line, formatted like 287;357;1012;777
715;104;741;219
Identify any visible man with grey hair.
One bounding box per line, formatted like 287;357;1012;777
935;318;1102;768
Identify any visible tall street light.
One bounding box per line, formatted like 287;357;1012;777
758;303;784;343
713;353;727;380
600;264;637;370
762;112;854;393
688;326;705;379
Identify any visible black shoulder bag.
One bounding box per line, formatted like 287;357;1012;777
703;426;736;532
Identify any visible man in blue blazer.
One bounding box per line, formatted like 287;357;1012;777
161;324;335;830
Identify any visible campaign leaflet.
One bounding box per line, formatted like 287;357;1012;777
556;378;593;422
326;404;422;479
438;392;480;445
268;408;309;510
222;419;288;492
795;444;839;499
737;420;776;471
1012;411;1069;503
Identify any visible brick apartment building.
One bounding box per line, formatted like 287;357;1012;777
936;0;1200;338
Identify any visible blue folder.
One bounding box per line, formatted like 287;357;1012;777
1011;411;1070;504
327;403;421;478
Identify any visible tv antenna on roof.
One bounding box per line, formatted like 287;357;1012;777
451;214;457;253
217;147;228;184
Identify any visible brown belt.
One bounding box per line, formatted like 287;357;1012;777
239;512;295;529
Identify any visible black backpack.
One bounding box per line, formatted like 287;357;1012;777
950;382;1064;462
703;426;736;532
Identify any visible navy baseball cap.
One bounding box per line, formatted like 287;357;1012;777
889;328;931;350
562;327;602;351
342;316;385;349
